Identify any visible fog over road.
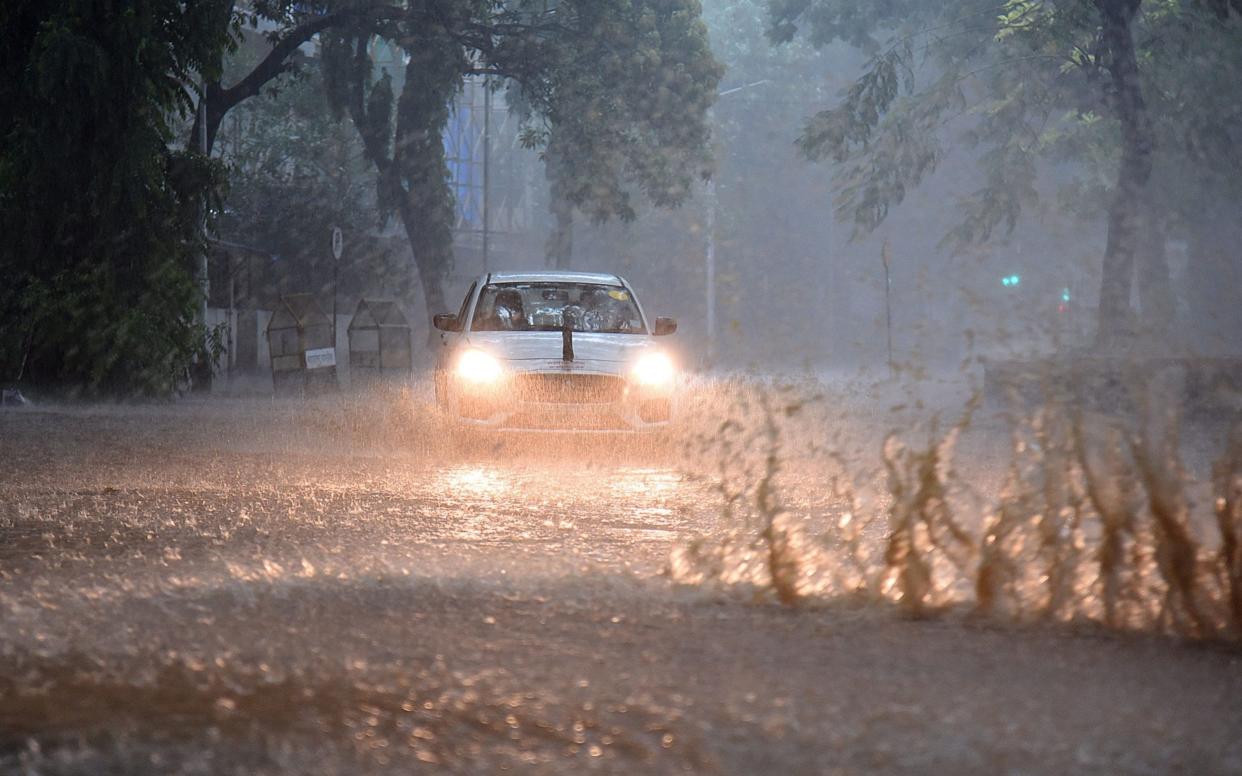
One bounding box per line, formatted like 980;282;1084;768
2;396;1240;774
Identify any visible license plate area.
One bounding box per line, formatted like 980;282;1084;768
513;373;626;404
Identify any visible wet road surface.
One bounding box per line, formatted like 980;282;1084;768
2;399;1240;774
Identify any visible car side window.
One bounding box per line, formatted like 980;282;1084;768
455;282;477;330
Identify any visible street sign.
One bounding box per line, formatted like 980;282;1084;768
305;347;336;370
331;227;343;261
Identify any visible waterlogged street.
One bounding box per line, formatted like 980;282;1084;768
2;397;1241;774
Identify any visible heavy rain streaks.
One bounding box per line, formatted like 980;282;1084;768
3;387;1242;774
4;0;1242;773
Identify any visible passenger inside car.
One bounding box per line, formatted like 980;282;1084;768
475;289;527;331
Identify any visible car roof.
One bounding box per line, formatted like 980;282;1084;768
484;271;624;286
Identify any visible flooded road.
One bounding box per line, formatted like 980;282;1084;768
2;398;1240;774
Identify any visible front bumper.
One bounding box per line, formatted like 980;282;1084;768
449;368;672;432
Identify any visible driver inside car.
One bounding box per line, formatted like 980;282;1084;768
582;288;627;332
578;288;603;332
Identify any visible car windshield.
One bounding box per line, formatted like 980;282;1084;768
471;282;646;334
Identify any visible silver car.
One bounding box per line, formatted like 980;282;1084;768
432;271;678;432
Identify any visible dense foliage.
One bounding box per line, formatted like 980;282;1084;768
768;0;1242;348
513;0;723;267
0;0;722;393
0;0;235;395
318;0;722;313
213;52;405;309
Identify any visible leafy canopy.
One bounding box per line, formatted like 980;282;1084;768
768;0;1242;249
508;0;722;223
0;0;237;394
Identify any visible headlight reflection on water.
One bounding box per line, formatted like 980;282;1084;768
441;466;513;499
608;468;680;497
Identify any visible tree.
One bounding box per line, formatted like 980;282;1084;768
515;1;723;269
1109;1;1242;349
768;0;1242;348
321;16;461;323
0;0;235;394
319;0;721;325
213;49;404;310
181;0;717;338
188;1;405;156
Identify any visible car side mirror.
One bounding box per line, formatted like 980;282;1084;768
653;317;677;336
433;313;459;332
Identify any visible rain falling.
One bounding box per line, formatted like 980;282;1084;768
3;1;1242;773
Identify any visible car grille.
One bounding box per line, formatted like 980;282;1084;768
513;373;626;404
504;411;629;431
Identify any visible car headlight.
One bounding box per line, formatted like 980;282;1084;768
456;349;503;384
632;352;675;386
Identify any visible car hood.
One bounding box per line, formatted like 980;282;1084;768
465;331;655;366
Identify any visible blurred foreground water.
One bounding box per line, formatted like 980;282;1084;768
1;382;1240;774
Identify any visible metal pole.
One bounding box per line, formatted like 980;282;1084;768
882;240;894;377
482;78;491;273
332;256;339;357
228;258;235;386
705;177;717;366
700;80;771;369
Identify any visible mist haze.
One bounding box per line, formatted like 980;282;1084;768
3;1;1242;773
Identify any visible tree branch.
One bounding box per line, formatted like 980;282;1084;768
190;5;406;154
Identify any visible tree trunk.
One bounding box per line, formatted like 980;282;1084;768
374;157;450;334
339;29;459;351
547;194;574;270
544;138;574;269
188;7;405;155
1136;210;1175;338
396;186;450;337
1094;0;1163;349
393;43;460;345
